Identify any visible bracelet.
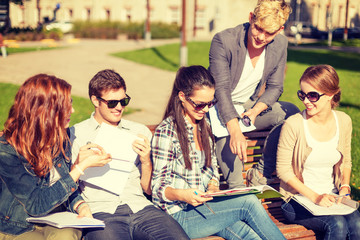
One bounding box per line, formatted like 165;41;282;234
75;165;84;175
75;201;86;213
208;179;220;187
340;184;351;193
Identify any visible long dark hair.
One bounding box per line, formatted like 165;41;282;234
4;74;72;177
163;65;215;169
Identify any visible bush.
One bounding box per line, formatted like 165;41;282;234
3;27;62;41
72;21;179;39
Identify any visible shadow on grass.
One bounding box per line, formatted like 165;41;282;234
288;49;360;72
150;47;178;68
351;186;360;201
340;102;360;111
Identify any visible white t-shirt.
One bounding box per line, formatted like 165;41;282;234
302;111;341;194
231;49;266;103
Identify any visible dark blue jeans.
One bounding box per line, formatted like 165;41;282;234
84;204;190;240
281;199;360;240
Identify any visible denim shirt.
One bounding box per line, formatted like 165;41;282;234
0;135;83;235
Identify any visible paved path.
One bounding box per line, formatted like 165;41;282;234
0;38;179;125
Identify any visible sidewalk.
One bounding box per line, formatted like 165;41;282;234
0;38;179;125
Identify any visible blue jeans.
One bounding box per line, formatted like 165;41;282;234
216;100;300;188
172;194;286;240
281;200;360;240
83;204;189;240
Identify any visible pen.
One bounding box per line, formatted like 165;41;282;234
194;191;216;215
335;194;350;199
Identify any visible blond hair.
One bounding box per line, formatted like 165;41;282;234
253;0;292;33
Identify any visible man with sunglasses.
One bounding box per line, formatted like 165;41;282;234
70;69;189;240
209;0;300;189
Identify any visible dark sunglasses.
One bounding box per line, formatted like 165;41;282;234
97;94;131;108
241;115;251;127
297;90;325;103
185;96;217;111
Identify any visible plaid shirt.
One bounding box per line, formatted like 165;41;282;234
151;116;220;215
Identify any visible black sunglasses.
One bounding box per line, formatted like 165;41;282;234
241;115;251;127
185;96;217;111
97;94;131;108
297;90;325;103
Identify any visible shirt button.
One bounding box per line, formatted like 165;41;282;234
58;163;62;167
71;187;75;192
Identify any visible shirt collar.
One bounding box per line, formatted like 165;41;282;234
89;112;127;130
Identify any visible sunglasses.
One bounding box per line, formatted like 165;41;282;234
241;115;251;127
297;90;325;103
185;96;217;111
97;94;131;108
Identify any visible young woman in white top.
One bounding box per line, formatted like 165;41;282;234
276;65;360;239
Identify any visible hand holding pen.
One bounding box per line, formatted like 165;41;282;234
194;191;216;215
335;193;350;204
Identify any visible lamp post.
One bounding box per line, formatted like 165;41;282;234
180;0;187;66
145;0;151;42
344;0;349;41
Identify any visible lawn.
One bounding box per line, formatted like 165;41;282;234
0;82;136;128
0;46;61;56
113;41;360;199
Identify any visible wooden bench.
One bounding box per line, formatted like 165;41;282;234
147;125;316;240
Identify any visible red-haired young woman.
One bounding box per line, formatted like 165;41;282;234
0;74;111;240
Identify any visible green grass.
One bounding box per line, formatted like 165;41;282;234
0;46;61;56
0;82;137;128
111;41;211;71
112;42;360;199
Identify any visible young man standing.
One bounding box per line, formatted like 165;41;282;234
209;0;300;188
70;69;189;240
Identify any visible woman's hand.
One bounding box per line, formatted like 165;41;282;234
207;184;220;194
336;187;351;204
180;189;213;207
77;203;93;219
315;194;336;207
76;143;112;170
132;134;151;165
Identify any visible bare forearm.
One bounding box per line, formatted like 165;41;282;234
140;162;153;195
287;177;319;203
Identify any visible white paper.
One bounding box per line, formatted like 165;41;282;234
80;123;140;195
292;194;357;216
209;104;256;138
27;212;105;229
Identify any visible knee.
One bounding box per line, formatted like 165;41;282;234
326;217;347;238
280;102;300;119
48;228;82;240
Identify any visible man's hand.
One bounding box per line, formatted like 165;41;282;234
132;134;151;165
227;118;248;162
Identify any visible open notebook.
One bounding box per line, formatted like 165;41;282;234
292;194;359;216
27;212;105;229
202;185;283;200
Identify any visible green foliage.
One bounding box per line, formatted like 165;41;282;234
72;21;179;40
112;42;360;198
4;27;63;41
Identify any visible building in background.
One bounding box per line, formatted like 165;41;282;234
8;0;360;39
